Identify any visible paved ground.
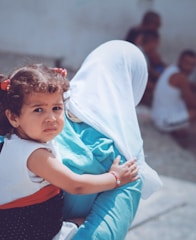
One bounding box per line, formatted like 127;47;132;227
137;105;196;183
126;105;196;240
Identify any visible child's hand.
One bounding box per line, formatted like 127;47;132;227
109;156;139;187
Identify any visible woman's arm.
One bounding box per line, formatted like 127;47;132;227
170;73;196;108
27;148;138;195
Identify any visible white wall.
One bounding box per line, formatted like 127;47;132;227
0;0;196;70
154;0;196;63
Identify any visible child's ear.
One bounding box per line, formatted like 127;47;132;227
5;109;19;128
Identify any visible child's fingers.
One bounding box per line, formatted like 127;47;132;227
131;166;138;176
122;159;136;168
113;155;121;166
132;175;140;181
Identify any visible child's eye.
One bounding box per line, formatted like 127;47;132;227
53;106;63;111
34;108;43;113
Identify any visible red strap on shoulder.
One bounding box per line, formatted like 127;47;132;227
0;185;60;209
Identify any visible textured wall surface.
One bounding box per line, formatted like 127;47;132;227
0;0;195;69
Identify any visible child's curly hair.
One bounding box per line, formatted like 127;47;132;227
0;64;69;136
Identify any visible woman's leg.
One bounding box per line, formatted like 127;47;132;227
73;179;142;240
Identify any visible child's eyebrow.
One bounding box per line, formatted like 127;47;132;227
24;102;47;107
28;102;64;107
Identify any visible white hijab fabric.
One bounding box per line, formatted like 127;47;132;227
67;40;162;199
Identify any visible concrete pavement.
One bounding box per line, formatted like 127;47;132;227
126;106;196;240
126;176;196;240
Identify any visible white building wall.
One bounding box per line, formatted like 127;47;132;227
154;0;196;63
0;0;195;70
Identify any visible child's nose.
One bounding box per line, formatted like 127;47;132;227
45;112;56;121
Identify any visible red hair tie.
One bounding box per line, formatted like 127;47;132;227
53;68;67;77
0;79;11;91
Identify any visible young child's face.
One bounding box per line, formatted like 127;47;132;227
14;91;65;143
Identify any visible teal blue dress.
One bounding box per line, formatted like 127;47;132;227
0;136;4;142
55;117;142;240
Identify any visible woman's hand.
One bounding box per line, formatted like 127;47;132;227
109;156;139;187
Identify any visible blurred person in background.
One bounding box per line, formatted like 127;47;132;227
126;10;166;74
151;49;196;147
139;30;164;106
126;11;166;106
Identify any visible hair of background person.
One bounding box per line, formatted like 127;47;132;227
179;49;196;59
141;11;161;27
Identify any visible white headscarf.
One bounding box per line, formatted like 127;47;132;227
67;40;162;199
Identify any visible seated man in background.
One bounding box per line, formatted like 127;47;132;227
151;49;196;146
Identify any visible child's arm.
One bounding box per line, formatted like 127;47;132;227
27;148;139;195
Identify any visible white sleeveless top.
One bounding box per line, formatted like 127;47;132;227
151;65;189;131
0;134;59;205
